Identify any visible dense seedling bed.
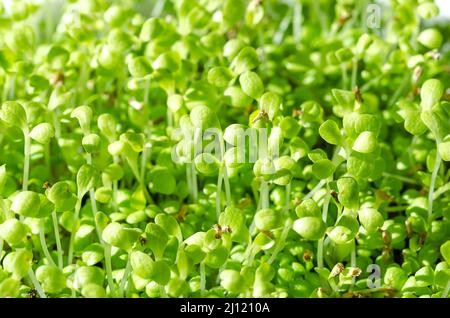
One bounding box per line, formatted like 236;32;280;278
0;0;449;298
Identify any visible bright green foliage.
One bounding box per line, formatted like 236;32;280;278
0;0;448;300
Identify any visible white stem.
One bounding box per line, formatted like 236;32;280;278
428;150;441;222
51;211;63;270
223;166;232;207
268;183;292;264
351;242;357;285
87;153;114;296
260;180;269;209
104;243;115;297
22;132;31;191
9;74;15;99
39;220;56;267
67;198;82;264
317;238;324;268
317;194;331;268
186;163;193;202
216;166;223;220
292;1;302;43
28;269;46;298
303;179;327;201
200;261;206;296
191;163;198;202
53;111;61;141
382;172;418;185
434;182;450;200
119;254;132;297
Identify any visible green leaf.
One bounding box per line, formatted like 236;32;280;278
108;28;134;52
219;206;249;244
148;166;176;195
352;131;377;153
336;177;359;210
71;106;92;134
418;3;439;19
220;269;244;293
47;181;76;212
154;214;182;243
335;48;353;62
224;86;252;108
295;199;321;218
332;89;355;110
293;217;326;241
239;71;264;100
11;191;40;218
327;226;354;245
3;249;32;279
0;218;29;245
280;117;300;139
312;159;335;179
231;46;259;75
152;51;180;73
29;123;54;144
97;113;117;142
254;208;281;231
82;243;104;266
259;92;281;120
223;38;245;60
308;149;327;163
415;266;434;287
222;0;246;28
347;152;374;179
438;140;450;161
36;265;67;293
223;124;247;146
82;133;101;153
0;278;20;298
0;164;6;193
343;113;380;140
76;164;98;198
47;45;70;69
139;17;164;41
358;208;384;233
420;79;444;111
289;137;309;160
101;222;141;251
397;101;427;135
74;266;104;288
319;120;343;146
417;28;443;50
48;86;73;111
207;66;233;88
194;153;220;176
152;260;171;285
204;246;228;269
128;56;152;78
384;266;407;290
0;101;27;131
441;241;450;266
130;251;155;280
420;108;448;140
145;223;169;259
189;105;221;130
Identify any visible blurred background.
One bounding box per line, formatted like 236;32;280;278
1;0;449;18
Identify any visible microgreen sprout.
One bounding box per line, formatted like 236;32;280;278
0;0;449;299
